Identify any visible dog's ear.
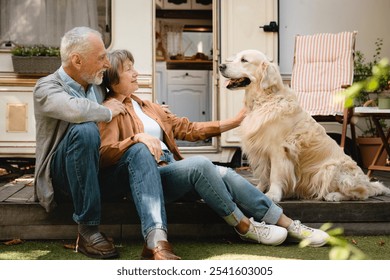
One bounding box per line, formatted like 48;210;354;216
258;62;281;89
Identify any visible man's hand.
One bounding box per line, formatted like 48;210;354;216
133;133;162;162
103;99;126;117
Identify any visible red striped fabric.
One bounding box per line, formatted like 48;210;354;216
291;31;356;116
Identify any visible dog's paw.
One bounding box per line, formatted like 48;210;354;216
324;192;344;202
256;183;269;193
265;191;282;202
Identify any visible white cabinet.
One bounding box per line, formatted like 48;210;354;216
155;62;167;105
191;0;212;10
167;70;209;122
0;84;36;157
162;0;211;10
163;0;191;10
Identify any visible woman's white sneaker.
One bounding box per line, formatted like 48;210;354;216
236;218;288;246
287;220;329;247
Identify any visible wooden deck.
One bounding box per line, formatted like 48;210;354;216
1;169;390;240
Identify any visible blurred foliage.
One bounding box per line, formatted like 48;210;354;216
11;45;60;57
342;57;390;109
299;223;367;260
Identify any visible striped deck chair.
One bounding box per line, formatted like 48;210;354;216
291;31;357;151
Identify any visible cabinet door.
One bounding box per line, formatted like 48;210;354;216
191;0;212;10
163;0;191;9
167;85;207;122
219;0;278;146
167;70;208;85
0;88;36;156
155;62;167;104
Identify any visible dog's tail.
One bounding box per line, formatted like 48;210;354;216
367;181;390;197
342;179;390;200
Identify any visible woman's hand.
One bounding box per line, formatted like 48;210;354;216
133;133;162;162
234;107;247;123
219;107;247;133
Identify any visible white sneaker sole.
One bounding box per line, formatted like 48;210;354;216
240;233;287;246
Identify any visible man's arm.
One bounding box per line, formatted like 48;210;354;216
34;79;118;123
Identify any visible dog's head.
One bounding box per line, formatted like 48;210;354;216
219;49;282;91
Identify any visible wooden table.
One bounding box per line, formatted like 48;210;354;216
354;106;390;176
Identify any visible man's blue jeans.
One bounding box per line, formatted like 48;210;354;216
50;122;102;225
51;123;167;236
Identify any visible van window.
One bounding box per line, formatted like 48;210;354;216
0;0;111;47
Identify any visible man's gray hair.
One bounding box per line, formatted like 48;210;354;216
60;26;102;67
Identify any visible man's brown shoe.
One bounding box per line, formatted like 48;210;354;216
76;232;119;259
141;241;181;260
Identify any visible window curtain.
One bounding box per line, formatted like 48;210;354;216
160;22;184;58
0;0;98;46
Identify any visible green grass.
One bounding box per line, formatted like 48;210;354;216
1;235;389;260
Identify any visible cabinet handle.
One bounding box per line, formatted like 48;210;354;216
185;73;189;76
168;0;187;4
202;111;206;115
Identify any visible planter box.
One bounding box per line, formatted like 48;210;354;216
357;137;388;168
378;91;390;109
378;97;390;109
12;56;61;74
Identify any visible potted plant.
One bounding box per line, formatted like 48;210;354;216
377;79;390;109
11;45;61;74
343;38;390;168
353;38;389;106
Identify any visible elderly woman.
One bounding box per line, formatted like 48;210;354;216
98;49;329;260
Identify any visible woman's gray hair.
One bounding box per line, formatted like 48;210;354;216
60;26;102;67
103;49;135;94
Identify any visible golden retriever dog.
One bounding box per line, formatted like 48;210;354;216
219;49;390;202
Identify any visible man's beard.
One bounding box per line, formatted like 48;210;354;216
82;71;103;85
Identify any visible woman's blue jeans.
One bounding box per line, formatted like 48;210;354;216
100;143;167;239
100;145;283;239
158;151;282;227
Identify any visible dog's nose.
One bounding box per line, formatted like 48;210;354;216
219;64;226;71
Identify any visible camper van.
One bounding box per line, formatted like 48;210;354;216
0;0;389;172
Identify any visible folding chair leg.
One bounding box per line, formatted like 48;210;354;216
340;108;350;149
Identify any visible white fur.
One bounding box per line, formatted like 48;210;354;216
220;49;390;202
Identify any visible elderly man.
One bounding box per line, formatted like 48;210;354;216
33;26;126;259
